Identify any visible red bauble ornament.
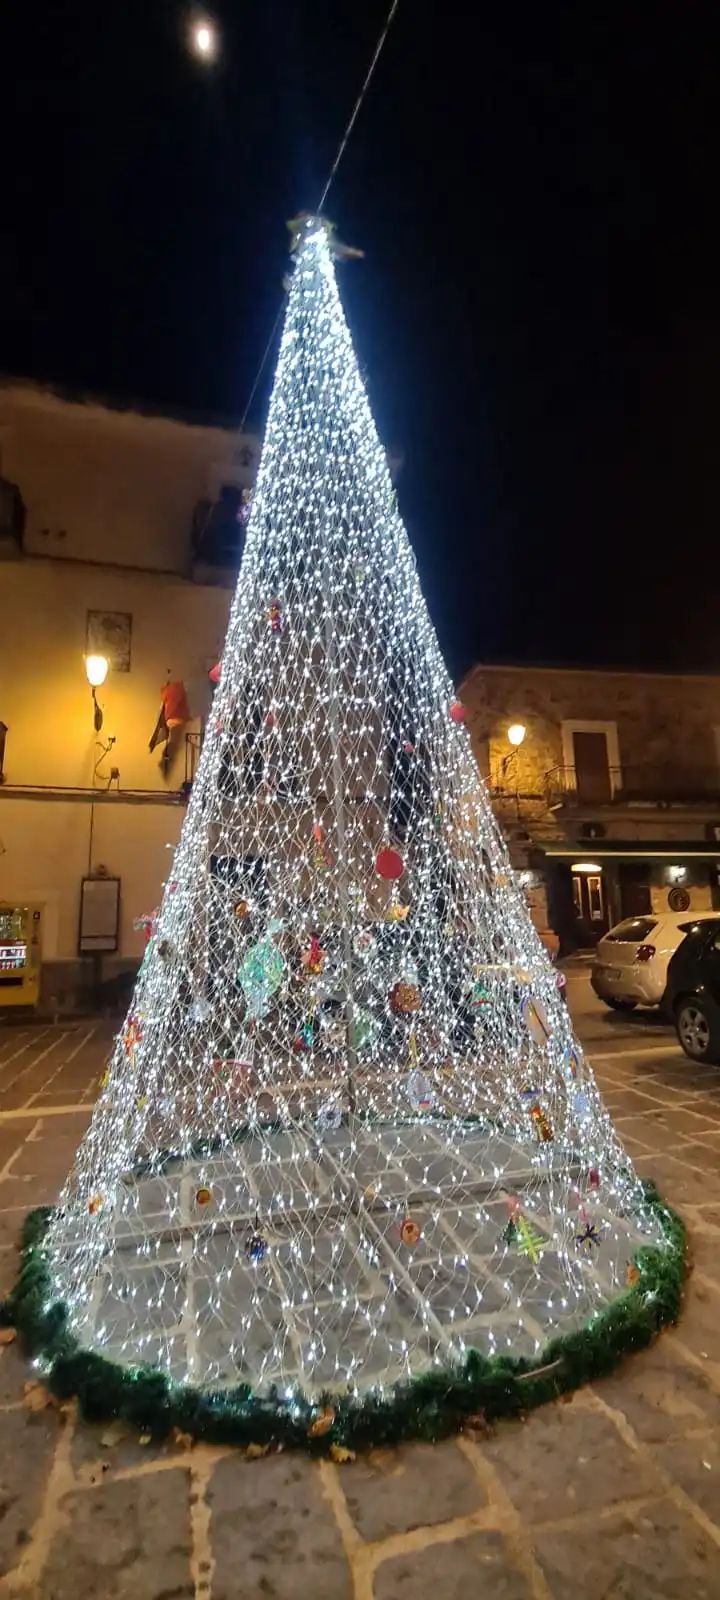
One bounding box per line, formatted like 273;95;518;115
208;662;221;685
375;846;404;881
264;711;276;730
449;699;466;724
588;1167;600;1189
402;740;415;755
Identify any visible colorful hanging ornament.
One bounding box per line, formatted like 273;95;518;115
133;911;156;947
208;661;221;685
349;1007;379;1051
514;1213;544;1264
300;934;325;976
354;926;377;953
317;1099;342;1133
122;1016;143;1057
267;597;283;634
195;1186;212;1207
566;1047;581;1080
588;1167;600;1190
399;1217;421;1247
401;739;415;755
470;977;491;1010
87;1194;103;1216
576;1219;603;1253
384;900;409;923
292;1019;314;1053
389;981;421;1016
448;699;466;724
406;1067;434;1112
375;846;404;881
263;710;276;730
307;1406;335;1438
237;921;285;1020
527;1101;553;1142
234;899;250;920
190;996;212;1024
246;1230;267;1263
522;995;551;1048
312;823;332;871
572;1089;591;1119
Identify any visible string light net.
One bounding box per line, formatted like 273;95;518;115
46;218;666;1402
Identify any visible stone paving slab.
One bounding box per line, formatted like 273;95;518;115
209;1454;352;1600
43;1468;193;1600
530;1500;720;1600
0;1409;62;1580
343;1441;484;1542
373;1530;533;1600
480;1398;658;1521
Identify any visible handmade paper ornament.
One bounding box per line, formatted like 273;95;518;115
448;699;466;724
522;996;551;1048
317;1099;343;1133
400;1217;421;1247
238;921;284;1020
389;981;421;1016
406;1068;434;1112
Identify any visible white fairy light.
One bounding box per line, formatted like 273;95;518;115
43;215;666;1403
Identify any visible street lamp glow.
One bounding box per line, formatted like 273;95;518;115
191;19;217;59
507;722;526;747
85;655;108;688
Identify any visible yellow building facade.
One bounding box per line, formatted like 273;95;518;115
0;379;251;1007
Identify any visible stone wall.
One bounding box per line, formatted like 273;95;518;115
461;663;720;795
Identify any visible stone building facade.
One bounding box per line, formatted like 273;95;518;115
460;662;720;951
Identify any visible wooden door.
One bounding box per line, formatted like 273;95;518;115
573;731;612;803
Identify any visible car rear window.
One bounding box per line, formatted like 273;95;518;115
605;917;658;943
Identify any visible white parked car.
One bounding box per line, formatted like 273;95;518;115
591;912;720;1011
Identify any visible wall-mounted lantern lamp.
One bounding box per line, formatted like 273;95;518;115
499;722;528;786
85;655;108;732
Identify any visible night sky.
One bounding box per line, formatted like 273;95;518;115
2;2;718;679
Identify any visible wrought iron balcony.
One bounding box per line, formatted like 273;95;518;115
545;763;720;809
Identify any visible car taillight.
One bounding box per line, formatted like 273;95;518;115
636;944;656;962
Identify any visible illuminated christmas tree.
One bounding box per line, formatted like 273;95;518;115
28;217;680;1444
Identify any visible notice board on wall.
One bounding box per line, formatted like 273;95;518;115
78;876;121;954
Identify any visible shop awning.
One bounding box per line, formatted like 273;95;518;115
540;841;720;861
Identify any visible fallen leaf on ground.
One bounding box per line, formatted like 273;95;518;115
245;1442;271;1460
329;1443;356;1464
138;1434;152;1446
23;1381;55;1412
100;1420;130;1447
0;1328;17;1345
172;1428;195;1450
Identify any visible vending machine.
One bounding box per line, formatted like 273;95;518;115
0;902;43;1008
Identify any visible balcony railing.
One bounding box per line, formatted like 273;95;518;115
545;764;720;808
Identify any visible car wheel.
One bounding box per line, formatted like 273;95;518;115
675;997;720;1063
604;997;637;1012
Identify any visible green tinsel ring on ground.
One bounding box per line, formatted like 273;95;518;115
0;1184;687;1455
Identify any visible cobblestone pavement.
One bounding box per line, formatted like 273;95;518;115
2;978;720;1599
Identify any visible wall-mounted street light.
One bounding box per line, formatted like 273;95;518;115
85;655;108;732
499;722;528;786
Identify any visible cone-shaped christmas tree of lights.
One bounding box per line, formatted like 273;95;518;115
41;217;674;1422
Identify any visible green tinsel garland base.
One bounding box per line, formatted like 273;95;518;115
0;1186;687;1456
